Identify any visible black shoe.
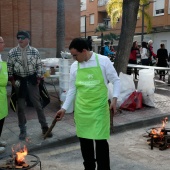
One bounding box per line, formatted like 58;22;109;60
42;127;53;138
19;132;26;140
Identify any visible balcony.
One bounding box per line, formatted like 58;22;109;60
98;0;108;6
98;22;112;29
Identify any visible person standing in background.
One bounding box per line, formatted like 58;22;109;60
55;38;120;170
156;43;168;81
140;41;150;66
0;36;8;153
104;41;115;57
7;31;52;140
148;40;157;65
86;36;93;51
127;41;140;79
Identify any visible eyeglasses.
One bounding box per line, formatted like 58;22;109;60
17;36;26;40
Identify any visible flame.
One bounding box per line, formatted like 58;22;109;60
11;144;28;164
150;117;168;136
16;145;28;164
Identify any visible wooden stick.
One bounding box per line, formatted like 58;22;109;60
44;117;58;140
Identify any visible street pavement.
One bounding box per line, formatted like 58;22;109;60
1;76;170;161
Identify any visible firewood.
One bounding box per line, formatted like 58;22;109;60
22;163;29;167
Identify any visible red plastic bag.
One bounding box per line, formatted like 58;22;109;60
135;92;143;109
120;91;136;111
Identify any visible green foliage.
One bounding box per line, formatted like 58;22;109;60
103;33;119;41
95;25;106;33
106;0;152;33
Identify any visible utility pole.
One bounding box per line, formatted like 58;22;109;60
140;1;155;43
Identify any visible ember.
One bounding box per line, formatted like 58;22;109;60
144;117;170;150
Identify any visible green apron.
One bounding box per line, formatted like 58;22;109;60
75;54;110;140
0;61;8;119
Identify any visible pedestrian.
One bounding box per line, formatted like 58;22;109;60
7;30;52;140
86;36;93;51
104;41;115;57
127;41;140;79
148;40;157;65
156;43;168;81
55;38;120;170
140;41;150;66
0;36;8;153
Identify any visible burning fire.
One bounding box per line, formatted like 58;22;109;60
150;117;168;137
16;145;28;164
12;144;28;164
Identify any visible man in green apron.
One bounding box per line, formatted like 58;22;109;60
56;38;120;170
0;36;8;153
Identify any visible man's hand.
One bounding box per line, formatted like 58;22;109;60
55;108;66;121
110;97;117;114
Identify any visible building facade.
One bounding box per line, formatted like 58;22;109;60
0;0;80;58
81;0;170;54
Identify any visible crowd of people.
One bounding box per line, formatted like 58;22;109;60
128;39;169;81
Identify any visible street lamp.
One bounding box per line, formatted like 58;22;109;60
85;15;87;39
140;1;156;43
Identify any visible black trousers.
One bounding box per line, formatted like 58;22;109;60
79;138;110;170
0;118;5;137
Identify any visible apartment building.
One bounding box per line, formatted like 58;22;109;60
0;0;80;58
81;0;170;54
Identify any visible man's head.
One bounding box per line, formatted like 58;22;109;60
69;38;91;62
104;41;110;46
0;37;5;52
16;31;30;48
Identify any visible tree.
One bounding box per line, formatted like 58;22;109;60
107;0;152;33
56;0;65;58
95;25;106;47
106;0;152;74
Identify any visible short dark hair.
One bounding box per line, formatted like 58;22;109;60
104;41;109;46
142;41;147;48
17;30;30;39
69;38;89;52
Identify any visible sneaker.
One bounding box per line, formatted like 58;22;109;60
19;132;27;140
0;147;5;154
0;141;7;147
42;127;53;138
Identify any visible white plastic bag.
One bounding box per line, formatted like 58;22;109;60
137;69;155;107
117;72;136;107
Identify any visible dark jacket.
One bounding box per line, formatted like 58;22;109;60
10;80;50;112
157;48;168;67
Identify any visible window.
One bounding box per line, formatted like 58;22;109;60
90;14;94;24
153;0;165;16
168;0;170;14
81;0;86;11
81;16;86;32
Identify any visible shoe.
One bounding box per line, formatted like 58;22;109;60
19;132;27;140
0;141;7;147
42;127;53;138
0;147;5;154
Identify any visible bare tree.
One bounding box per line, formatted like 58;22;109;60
56;0;65;58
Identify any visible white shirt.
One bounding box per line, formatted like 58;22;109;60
62;52;120;110
140;48;148;59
